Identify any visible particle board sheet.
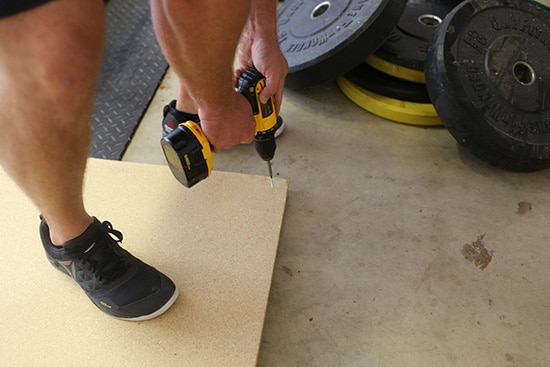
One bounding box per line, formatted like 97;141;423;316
0;158;288;366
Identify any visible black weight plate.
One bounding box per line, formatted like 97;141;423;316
425;0;550;171
375;0;462;71
345;62;431;103
278;0;406;89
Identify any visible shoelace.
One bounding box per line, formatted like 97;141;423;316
77;221;129;284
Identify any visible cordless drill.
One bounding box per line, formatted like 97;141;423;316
160;68;280;188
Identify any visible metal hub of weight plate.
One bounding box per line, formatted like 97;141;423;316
278;0;406;89
425;0;550;171
336;76;442;126
374;0;462;73
345;62;432;104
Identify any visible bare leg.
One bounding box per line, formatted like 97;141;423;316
151;0;249;113
0;0;105;245
151;0;257;152
0;0;179;321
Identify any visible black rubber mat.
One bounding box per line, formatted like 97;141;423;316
90;0;168;160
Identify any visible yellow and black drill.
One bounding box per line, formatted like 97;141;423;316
160;68;280;188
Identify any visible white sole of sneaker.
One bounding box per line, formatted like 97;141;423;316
274;120;285;139
119;286;180;322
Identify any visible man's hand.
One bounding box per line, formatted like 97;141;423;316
198;91;256;152
235;0;288;114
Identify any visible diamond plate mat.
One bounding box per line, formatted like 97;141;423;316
91;0;168;160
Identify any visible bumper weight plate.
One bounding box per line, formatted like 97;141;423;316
425;0;550;171
278;0;406;89
374;0;462;72
345;62;432;104
366;54;426;84
337;76;442;126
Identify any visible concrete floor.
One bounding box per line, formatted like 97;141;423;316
124;68;550;366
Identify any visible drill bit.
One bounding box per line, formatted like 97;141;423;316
267;161;274;188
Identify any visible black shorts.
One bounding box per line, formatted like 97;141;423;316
0;0;55;19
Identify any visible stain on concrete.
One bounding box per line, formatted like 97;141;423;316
461;234;493;270
516;201;532;215
282;266;294;277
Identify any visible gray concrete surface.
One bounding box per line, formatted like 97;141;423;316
124;68;550;366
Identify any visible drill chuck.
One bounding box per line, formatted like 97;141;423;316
254;137;276;162
254;115;283;161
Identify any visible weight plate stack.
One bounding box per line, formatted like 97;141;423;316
368;0;463;83
336;76;442;127
425;0;550;171
278;0;406;89
345;62;431;104
337;62;441;126
366;54;426;84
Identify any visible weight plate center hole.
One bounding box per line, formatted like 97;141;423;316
513;61;536;86
418;14;442;27
311;1;331;18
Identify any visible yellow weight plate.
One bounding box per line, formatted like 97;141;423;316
366;55;426;84
336;76;442;127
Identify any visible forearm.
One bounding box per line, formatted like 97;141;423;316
243;0;278;40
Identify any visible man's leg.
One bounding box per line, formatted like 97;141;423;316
0;0;178;320
0;0;101;244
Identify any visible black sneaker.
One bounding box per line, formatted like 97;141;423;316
162;99;285;138
162;100;200;137
40;216;179;321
